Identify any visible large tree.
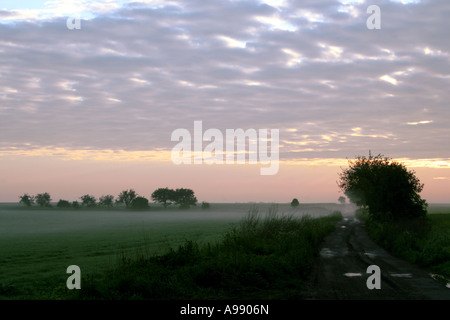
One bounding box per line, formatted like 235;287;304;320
151;187;175;208
99;195;114;208
80;194;97;207
173;188;198;208
116;189;137;208
19;193;35;207
338;153;427;221
35;192;52;207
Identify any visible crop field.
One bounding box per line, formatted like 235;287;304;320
0;202;346;299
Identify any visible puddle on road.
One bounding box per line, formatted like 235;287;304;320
320;248;335;258
364;252;377;258
390;273;413;278
343;273;362;277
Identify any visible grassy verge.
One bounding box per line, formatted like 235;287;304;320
75;208;343;300
356;209;450;281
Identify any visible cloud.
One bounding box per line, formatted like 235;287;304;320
0;0;449;162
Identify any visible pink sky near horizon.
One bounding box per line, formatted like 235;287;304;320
1;156;449;204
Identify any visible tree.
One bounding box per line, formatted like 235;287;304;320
57;199;71;208
338;153;427;221
35;192;52;207
290;198;299;207
72;201;80;209
173;188;197;209
338;196;346;205
80;194;97;207
116;189;137;208
151;187;175;208
201;201;210;209
19;193;35;207
130;196;149;210
99;195;114;208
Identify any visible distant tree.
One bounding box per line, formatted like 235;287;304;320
173;188;197;209
130;196;149;210
338;152;427;221
80;194;97;207
57;199;71;208
35;192;52;207
99;195;114;208
338;196;346;205
72;201;80;209
201;201;210;209
116;189;137;208
290;198;300;207
151;187;175;208
19;193;35;207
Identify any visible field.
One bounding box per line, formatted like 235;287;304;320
0;202;347;299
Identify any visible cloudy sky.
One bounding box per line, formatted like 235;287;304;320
1;0;449;203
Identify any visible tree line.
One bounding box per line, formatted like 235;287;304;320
18;188;204;210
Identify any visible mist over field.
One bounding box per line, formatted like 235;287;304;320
0;203;354;237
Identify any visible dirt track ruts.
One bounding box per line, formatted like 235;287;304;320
301;216;450;300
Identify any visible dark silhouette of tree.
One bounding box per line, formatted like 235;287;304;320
72;201;80;209
201;201;210;209
99;195;114;208
57;199;71;208
151;187;175;208
19;193;34;207
338;196;346;205
80;194;97;207
116;189;137;208
35;192;52;207
173;188;197;209
338;152;427;221
290;198;300;207
130;196;149;210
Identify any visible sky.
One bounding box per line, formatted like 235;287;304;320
0;0;449;203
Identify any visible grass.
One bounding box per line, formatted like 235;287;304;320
356;207;450;281
0;203;343;300
75;206;342;300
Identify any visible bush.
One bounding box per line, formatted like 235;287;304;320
201;202;210;209
72;201;80;209
290;198;299;207
130;196;149;210
56;200;71;208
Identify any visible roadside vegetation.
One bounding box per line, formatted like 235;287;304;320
339;152;450;282
74;207;343;300
356;209;450;280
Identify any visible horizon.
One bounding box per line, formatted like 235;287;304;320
1;0;449;203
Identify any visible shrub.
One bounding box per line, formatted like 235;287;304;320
290;198;299;207
56;200;71;208
72;201;80;209
130;196;149;210
201;201;210;209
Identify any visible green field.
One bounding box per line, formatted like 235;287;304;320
1;203;448;299
0;202;345;299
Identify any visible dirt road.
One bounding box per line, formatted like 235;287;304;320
302;216;450;300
